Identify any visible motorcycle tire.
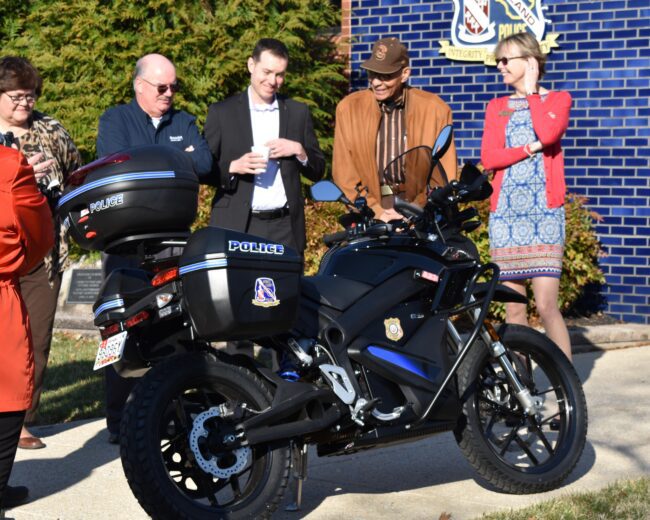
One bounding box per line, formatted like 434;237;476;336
120;351;290;519
454;324;588;493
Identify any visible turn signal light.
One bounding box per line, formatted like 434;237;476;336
152;267;179;287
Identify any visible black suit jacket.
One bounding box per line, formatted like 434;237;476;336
204;91;325;252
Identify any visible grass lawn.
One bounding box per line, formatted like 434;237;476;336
478;477;649;519
36;331;104;425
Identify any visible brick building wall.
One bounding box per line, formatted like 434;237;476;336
344;0;650;323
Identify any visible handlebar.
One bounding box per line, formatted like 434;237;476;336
428;181;457;206
320;166;490;248
323;230;349;247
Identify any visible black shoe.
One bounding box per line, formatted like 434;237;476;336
2;485;29;508
108;432;119;445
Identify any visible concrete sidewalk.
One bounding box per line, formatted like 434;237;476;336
6;339;650;519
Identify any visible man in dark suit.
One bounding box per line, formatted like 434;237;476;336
204;38;325;254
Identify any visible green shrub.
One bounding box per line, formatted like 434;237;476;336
1;0;345;162
2;0;346;254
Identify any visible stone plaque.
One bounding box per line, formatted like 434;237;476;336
67;269;103;304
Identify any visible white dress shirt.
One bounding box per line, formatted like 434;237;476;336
248;86;287;211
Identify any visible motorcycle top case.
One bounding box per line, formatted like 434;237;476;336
57;145;199;252
179;227;302;341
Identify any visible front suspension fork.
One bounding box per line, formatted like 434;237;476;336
447;316;542;415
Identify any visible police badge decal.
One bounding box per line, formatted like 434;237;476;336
252;277;280;307
384;318;404;342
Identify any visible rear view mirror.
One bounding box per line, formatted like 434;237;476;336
426;124;454;192
310;181;343;202
432;125;453;162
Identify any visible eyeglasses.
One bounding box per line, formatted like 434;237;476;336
140;77;180;94
2;92;37;104
495;56;527;66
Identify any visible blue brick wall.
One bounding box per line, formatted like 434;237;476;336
348;0;650;323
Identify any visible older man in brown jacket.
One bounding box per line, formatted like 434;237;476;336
333;37;457;222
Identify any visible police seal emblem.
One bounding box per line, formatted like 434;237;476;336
440;0;559;64
252;277;280;307
384;318;404;341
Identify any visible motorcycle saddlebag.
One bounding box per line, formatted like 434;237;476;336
179;227;302;341
57;145;198;253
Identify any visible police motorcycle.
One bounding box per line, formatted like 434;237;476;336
57;127;587;519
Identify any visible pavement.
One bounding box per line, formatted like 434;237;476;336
5;324;650;520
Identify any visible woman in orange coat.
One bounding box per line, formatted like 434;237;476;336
0;146;53;511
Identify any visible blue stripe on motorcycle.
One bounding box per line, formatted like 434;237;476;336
179;259;228;276
94;298;125;318
366;346;432;381
57;171;176;208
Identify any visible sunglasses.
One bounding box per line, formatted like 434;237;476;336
140;77;180;94
495;56;527;66
367;70;403;82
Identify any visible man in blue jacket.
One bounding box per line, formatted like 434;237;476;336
95;54;212;444
96;53;212;176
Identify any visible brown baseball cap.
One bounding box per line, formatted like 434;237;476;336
361;37;409;74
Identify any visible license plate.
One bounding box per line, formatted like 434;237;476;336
93;331;128;371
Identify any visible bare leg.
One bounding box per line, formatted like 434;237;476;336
531;276;572;361
503;280;529;326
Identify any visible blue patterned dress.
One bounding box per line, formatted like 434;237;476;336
488;96;565;280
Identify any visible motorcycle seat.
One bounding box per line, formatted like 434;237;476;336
301;275;373;311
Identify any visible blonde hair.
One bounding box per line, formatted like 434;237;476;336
494;32;546;79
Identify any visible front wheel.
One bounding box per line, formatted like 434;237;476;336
120;352;290;519
454;324;588;493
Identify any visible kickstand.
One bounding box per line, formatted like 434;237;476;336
285;441;308;512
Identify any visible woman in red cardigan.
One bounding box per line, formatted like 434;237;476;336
0;146;53;511
480;32;573;360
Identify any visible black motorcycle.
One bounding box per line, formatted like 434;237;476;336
58;127;587;519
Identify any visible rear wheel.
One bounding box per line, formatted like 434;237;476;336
120;352;290;519
454;324;587;493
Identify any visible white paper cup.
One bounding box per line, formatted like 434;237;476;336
251;145;270;173
251;145;270;159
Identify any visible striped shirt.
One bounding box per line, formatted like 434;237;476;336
376;89;407;187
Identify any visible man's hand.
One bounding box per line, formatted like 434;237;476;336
26;152;55;181
377;208;402;223
266;138;307;162
229;152;268;175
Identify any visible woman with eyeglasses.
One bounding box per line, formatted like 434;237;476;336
480;32;573;361
0;56;81;449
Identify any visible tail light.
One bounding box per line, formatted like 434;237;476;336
152;267;180;287
65;153;130;187
100;322;121;340
99;309;150;340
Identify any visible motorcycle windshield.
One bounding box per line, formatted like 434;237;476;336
380;145;449;198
